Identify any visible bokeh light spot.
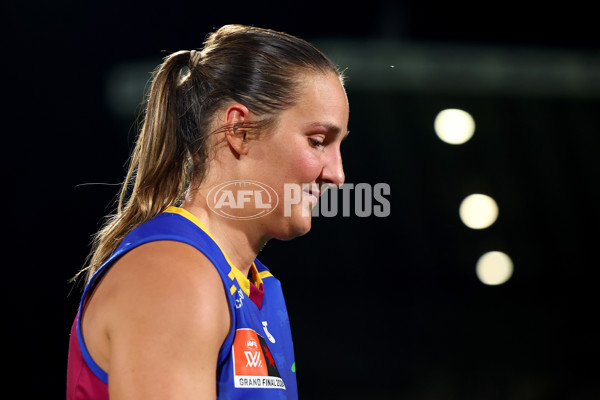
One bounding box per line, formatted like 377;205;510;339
459;194;499;229
476;251;513;285
434;108;475;144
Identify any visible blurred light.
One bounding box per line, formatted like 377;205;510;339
476;251;513;285
434;108;475;144
459;193;498;229
105;60;159;118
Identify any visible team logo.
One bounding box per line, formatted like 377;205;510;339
232;328;285;390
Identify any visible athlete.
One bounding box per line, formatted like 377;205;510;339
66;25;349;399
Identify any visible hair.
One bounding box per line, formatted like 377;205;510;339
75;24;343;283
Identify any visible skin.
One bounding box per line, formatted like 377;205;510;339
185;71;349;273
81;71;349;399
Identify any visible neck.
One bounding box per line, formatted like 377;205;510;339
181;192;268;278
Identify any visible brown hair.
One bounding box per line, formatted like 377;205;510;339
75;24;343;283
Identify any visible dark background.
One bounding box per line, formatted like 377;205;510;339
5;1;599;398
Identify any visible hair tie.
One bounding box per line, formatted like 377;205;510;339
189;50;202;68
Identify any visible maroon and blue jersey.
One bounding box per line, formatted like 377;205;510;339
67;206;298;399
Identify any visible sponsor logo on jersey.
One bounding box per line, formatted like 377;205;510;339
235;289;244;309
262;321;276;343
232;328;285;390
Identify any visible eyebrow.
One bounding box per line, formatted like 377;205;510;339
308;122;350;140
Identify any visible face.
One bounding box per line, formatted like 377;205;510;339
244;72;350;240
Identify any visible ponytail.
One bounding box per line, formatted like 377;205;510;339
76;51;195;283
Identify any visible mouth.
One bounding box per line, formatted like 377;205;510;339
302;185;321;204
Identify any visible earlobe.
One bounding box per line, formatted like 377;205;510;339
225;104;251;156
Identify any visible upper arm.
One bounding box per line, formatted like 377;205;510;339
101;241;231;400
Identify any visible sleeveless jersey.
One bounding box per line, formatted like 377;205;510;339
67;206;298;399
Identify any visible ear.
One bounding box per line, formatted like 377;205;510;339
224;103;251;156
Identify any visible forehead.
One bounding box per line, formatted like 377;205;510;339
283;72;349;131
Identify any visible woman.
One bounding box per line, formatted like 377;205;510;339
67;25;349;399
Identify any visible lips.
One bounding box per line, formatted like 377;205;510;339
303;188;321;198
302;191;318;205
301;182;341;199
302;184;320;205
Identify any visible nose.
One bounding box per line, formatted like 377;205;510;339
320;146;345;187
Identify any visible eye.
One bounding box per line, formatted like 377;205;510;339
309;138;324;148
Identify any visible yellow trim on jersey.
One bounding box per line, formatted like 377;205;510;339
163;206;266;297
259;270;273;279
229;266;252;295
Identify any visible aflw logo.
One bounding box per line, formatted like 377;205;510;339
233;329;285;390
207;180;279;220
244;351;262;368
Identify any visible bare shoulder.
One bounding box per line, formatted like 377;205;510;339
84;240;231;399
99;240;230;329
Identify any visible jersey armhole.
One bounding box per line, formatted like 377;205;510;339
76;301;109;384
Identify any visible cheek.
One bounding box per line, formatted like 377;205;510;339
284;150;322;181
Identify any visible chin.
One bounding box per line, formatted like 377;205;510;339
290;218;313;238
269;207;313;241
277;220;312;241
